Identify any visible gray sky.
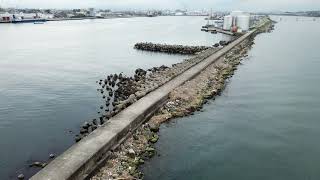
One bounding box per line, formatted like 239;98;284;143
1;0;319;11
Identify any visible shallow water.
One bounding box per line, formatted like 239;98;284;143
142;16;320;180
0;16;230;179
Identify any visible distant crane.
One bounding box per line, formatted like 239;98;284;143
206;9;216;27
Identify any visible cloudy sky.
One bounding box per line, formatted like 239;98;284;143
1;0;319;11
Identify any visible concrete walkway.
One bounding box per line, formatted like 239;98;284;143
31;30;255;180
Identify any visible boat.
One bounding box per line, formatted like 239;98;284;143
12;18;47;24
147;11;157;17
34;22;45;24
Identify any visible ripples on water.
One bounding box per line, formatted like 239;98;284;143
143;16;320;180
0;17;231;179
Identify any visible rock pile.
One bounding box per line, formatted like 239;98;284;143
134;42;211;55
219;40;232;46
74;47;221;142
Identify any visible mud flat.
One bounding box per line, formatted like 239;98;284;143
31;18;273;180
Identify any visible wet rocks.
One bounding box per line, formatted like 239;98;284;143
148;65;169;73
82;122;91;129
80;128;88;134
127;149;136;158
149;134;159;143
145;147;156;158
75;135;82;142
91;125;97;131
213;43;220;47
134;42;211;55
219;40;231;46
149;123;160;132
135;68;147;77
17;174;25;180
30;161;46;168
99;117;105;125
92;119;98;126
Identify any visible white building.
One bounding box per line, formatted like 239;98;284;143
236;15;250;31
223;11;251;32
223;15;233;30
19;13;37;19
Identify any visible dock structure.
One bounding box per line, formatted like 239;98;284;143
206;26;235;36
30;29;256;180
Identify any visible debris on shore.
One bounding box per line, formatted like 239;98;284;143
134;42;212;55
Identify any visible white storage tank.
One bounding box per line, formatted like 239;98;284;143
223;15;233;30
236;15;250;32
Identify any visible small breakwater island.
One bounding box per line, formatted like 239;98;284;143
29;16;274;180
134;43;213;55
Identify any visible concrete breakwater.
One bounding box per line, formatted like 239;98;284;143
31;18;273;180
91;37;257;180
73;47;221;142
91;19;274;180
76;18;275;146
134;42;211;55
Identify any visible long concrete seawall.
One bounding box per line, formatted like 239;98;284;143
31;30;256;180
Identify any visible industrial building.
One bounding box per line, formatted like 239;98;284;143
223;11;251;32
0;12;12;22
0;12;53;23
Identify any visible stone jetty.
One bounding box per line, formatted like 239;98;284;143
91;36;256;180
134;42;211;55
91;18;275;180
74;47;221;141
31;17;274;180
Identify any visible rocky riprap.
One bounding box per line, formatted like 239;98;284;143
134;42;212;55
74;47;221;142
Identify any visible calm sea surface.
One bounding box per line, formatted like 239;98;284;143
0;16;230;179
142;16;320;180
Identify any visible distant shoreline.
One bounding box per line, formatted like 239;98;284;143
0;15;143;24
0;15;211;24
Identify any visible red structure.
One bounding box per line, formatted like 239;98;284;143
1;16;11;22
